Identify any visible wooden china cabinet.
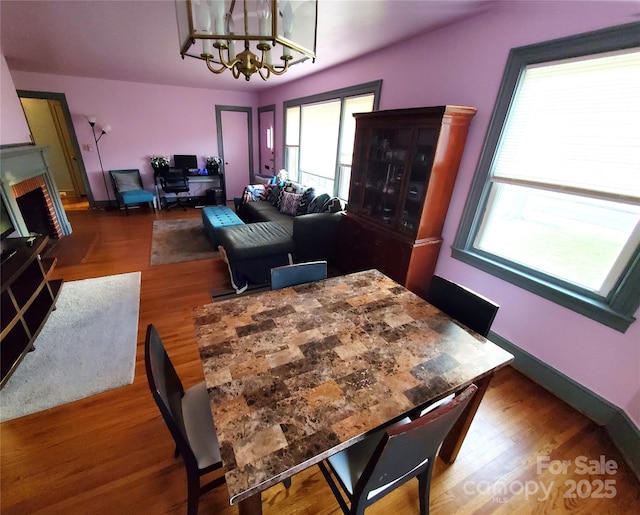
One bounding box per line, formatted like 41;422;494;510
338;106;477;298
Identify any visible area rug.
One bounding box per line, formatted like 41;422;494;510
150;218;217;266
0;272;141;422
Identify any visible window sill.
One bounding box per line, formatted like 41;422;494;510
451;247;636;333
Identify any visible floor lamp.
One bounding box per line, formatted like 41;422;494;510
88;116;113;210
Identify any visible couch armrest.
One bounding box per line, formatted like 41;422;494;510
292;212;344;262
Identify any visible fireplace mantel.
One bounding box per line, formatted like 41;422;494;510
0;145;72;237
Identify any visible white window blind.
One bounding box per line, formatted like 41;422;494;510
286;107;300;146
283;83;379;199
340;95;375;167
493;49;640;198
476;48;640;295
300;100;341;181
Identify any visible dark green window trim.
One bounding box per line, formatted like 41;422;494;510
452;22;640;333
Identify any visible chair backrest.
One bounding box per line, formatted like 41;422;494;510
109;169;144;194
160;167;189;193
356;384;478;505
271;260;328;290
424;275;499;337
144;324;198;470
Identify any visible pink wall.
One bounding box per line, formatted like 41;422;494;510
259;1;640;425
5;2;639;425
10;71;258;200
0;53;31;146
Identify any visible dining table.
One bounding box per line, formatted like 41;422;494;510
193;269;514;515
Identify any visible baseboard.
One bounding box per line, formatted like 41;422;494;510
489;331;640;480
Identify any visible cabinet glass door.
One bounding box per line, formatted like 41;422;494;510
360;128;411;226
398;128;438;236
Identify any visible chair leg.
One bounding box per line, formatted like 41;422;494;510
186;471;201;515
418;461;435;515
318;462;351;515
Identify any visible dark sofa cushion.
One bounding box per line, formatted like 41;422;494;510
243;201;294;232
216;222;296;261
293;212;344;262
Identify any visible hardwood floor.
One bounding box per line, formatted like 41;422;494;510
1;206;638;514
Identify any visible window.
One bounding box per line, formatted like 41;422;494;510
453;23;640;332
284;81;381;199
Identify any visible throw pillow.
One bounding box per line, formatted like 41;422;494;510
323;197;346;213
242;184;266;203
269;184;282;207
280;191;302;216
282;181;306;195
113;172;141;192
264;184;275;201
308;193;330;213
296;187;316;216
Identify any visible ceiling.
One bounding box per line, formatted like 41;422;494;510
0;0;494;92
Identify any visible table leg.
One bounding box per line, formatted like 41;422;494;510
238;492;263;515
439;373;493;464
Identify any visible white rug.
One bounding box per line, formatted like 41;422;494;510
0;272;141;422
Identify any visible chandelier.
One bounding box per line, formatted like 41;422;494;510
176;0;317;81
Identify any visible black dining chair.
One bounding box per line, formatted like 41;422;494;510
144;324;225;515
424;275;499;337
270;260;328;290
318;384;478;515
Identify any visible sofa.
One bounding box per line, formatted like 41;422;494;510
238;181;345;263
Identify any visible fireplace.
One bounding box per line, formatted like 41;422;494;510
0;145;71;238
16;187;60;239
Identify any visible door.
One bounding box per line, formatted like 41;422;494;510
49;101;86;196
18;91;91;204
258;105;275;177
216;106;253;201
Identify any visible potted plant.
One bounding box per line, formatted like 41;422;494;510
205;156;221;175
150;155;169;174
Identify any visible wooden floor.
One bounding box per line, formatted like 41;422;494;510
1;206;638;514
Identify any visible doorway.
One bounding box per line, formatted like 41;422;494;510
258;105;275;177
215;105;253;201
17;90;92;209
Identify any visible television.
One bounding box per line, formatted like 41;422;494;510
173;154;198;171
0;197;16;240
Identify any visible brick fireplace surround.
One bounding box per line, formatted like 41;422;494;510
0;145;72;238
11;175;63;238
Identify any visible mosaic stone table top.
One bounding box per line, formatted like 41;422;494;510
193;269;514;505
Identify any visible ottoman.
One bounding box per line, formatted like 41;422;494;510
217;222;297;293
202;206;244;248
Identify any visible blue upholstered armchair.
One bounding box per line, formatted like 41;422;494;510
109;169;156;214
